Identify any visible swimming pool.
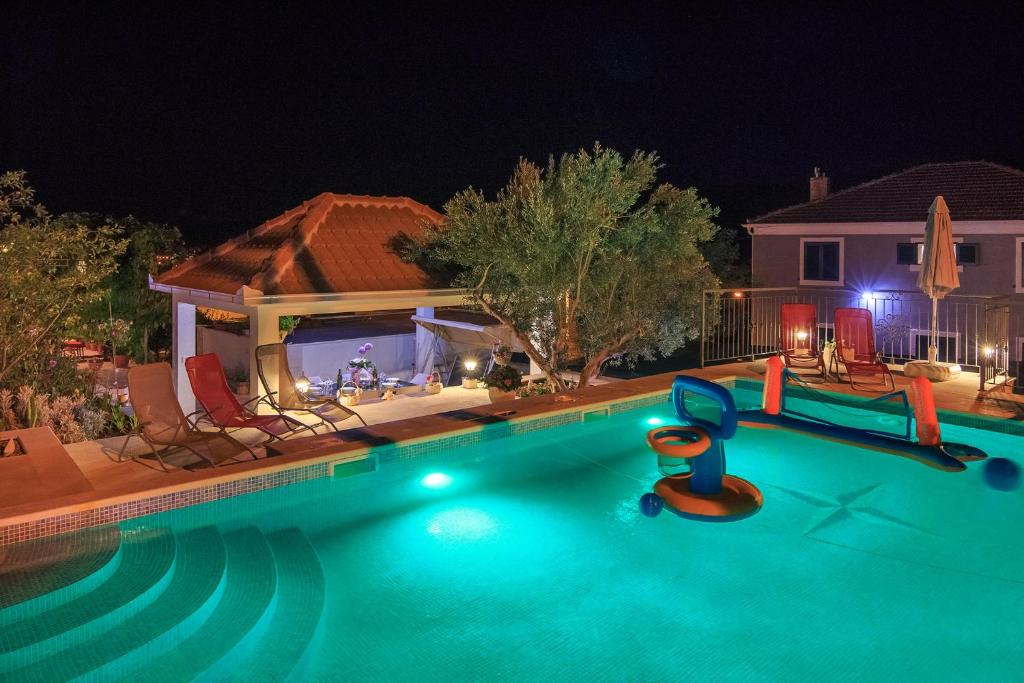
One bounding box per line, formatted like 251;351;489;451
1;381;1022;681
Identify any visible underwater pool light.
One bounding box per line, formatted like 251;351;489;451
645;417;664;426
422;472;452;489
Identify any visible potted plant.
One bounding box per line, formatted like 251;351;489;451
225;363;249;396
424;372;443;394
103;318;132;368
493;345;513;366
279;315;300;341
484;364;523;403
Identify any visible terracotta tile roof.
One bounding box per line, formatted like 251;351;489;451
748;161;1024;224
155;193;445;295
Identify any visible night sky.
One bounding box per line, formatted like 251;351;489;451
3;2;1023;246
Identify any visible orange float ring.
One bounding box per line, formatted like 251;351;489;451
646;425;711;459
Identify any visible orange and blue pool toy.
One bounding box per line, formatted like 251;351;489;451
640;375;762;522
738;356;987;471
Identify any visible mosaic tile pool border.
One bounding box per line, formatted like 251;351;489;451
0;392;670;547
0;461;329;546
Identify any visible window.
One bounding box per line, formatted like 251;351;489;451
896;242;922;265
955;243;979;265
800;238;843;285
900;239;975;270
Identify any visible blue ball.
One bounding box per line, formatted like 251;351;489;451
640;493;664;517
983;457;1021;492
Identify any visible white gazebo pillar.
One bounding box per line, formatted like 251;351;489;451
172;296;197;412
248;306;281;409
413;306;436;383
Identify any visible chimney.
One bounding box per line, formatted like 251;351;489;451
809;167;830;202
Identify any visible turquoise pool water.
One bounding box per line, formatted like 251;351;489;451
2;384;1023;681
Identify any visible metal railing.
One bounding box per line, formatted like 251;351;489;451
700;287;1019;384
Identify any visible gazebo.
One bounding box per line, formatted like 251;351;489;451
151;193;470;409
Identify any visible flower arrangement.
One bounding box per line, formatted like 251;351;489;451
348;342;376;371
425;371;443;394
484;364;523;392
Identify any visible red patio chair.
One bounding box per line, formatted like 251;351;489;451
832;307;895;391
185;354;314;443
779;303;825;377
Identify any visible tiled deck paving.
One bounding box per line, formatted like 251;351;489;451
1;363;1020;546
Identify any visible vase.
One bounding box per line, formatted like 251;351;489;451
236;381;250;396
425;382;442;395
113;354;130;369
462;378;478;389
488;387;516;403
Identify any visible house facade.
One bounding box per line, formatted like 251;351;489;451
735;162;1024;370
745;162;1024;297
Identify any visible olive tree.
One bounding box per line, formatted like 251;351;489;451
419;145;721;389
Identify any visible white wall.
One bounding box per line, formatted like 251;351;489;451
196;326;251;377
287;333;416;382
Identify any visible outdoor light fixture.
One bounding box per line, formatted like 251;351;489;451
422;472;452;489
983;345;994;357
295;375;311;393
645;417;664;426
796;331;809;342
733;291;744;298
860;291;877;302
463;358;478;372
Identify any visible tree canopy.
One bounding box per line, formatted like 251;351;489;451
0;172;126;388
417;145;722;388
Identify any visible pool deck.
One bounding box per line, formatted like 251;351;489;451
1;362;1020;541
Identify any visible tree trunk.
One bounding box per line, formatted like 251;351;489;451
577;330;639;388
476;297;569;392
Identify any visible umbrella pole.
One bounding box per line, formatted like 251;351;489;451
929;296;938;364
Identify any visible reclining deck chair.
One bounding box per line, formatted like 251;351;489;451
123;362;257;470
779;303;826;378
255;343;366;432
833;307;896;391
185;354;315;444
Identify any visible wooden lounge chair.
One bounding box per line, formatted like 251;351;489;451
779;303;826;378
123;362;257;470
254;343;366;432
832;307;896;391
185;354;315;444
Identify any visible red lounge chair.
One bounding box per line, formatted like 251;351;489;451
832;307;895;391
779;303;826;377
185;354;314;443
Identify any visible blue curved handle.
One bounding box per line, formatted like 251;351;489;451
671;376;738;440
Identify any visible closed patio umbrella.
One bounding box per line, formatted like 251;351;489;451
916;196;960;364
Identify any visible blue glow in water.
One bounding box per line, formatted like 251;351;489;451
421;472;452;489
645;416;664;426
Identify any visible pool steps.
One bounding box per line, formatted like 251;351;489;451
0;529;176;668
0;525;122;611
0;525;326;683
201;528;327;682
121;527;277;683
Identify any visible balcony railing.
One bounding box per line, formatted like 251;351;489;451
700;287;1017;384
